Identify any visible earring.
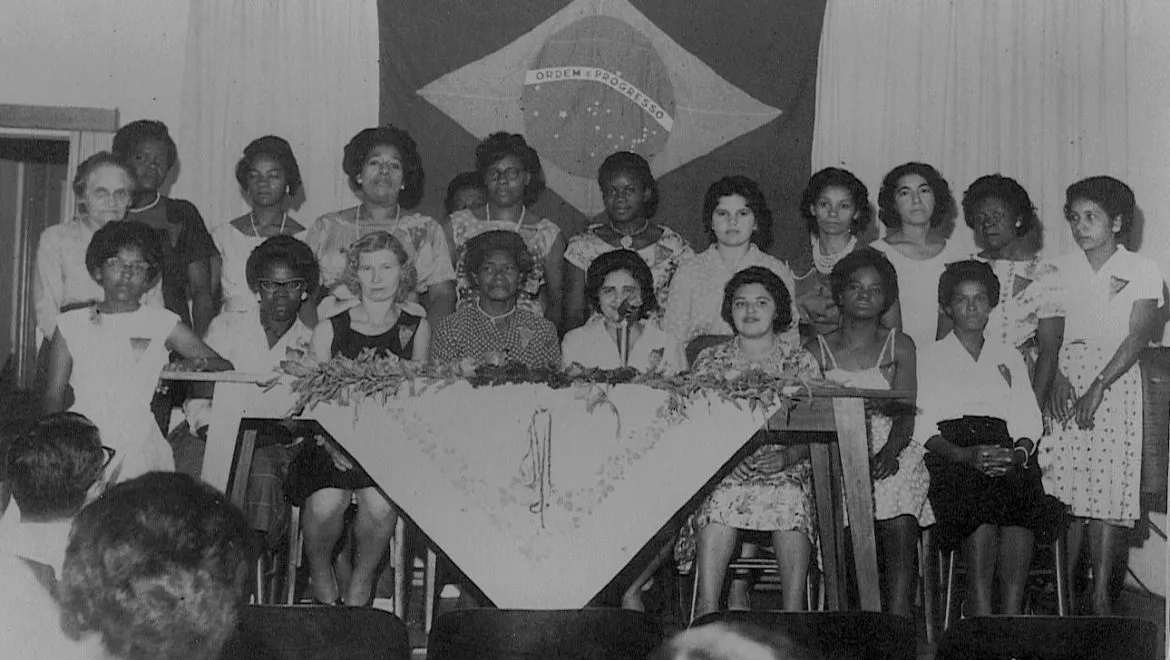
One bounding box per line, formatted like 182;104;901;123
255;292;263;302
301;292;308;301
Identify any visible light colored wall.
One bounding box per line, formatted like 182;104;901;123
0;0;189;138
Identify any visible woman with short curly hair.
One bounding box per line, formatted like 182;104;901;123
306;125;456;323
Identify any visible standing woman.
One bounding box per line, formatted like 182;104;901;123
113;119;219;337
955;174;1064;408
793;168;872;336
449;132;565;327
664;176;799;355
306;125;456;323
212;136;308;316
564;151;693;330
42;221;231;483
34;152;143;341
805;248;930;617
870;162;959;348
1045;176;1164;614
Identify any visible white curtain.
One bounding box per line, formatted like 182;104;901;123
812;0;1129;259
172;0;380;230
63;130;114;222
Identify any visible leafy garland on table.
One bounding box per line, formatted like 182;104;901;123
279;347;834;418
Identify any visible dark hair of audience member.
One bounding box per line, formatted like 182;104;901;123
938;259;1001;309
961;173;1039;236
584;248;658;317
1065;175;1136;237
244;235;320;297
58;472;250;660
720;266;793;334
341;124;425;208
85;220;166;281
112;119;179;170
800;166;872;235
597;151;660;218
463;229;535;281
829;247;900;316
6;412;106;521
474;131;547;205
877;161;956;229
445;171;487;216
234;135;304;197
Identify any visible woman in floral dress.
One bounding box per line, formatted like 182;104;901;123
677;266;818;617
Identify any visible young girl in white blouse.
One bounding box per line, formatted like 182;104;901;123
1044;176;1164;615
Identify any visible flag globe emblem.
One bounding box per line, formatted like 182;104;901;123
522;16;675;178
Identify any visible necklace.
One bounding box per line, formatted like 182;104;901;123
130;191;162;213
610;220;651;249
811;234;857;274
354;204;400;244
476;300;516;324
486;204;527;231
250;211;288;238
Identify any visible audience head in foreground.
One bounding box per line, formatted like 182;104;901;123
58;472;250;660
650;622;824;660
7;412;110;523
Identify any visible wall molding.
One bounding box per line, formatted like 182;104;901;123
0;104;118;132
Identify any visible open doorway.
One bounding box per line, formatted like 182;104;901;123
0;137;70;397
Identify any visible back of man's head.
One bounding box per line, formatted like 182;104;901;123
7;412;106;521
58;471;250;660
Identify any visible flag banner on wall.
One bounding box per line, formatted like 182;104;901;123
379;0;827;268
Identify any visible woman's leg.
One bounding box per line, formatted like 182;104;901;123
877;515;920;618
772;530;813;612
1064;517;1087;611
727;541;757;610
301;488;350;603
997;526;1035;615
1086;519;1123;615
695;522;739;618
345;487;398;606
964;524;998;616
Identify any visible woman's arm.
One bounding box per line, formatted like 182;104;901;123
33;231;65;338
411;318;431;363
42;329;72;414
563;263;588;331
166;323;233;371
187;258;217;337
1074;298;1161;429
1032;316;1065;408
310;320;335;362
873;333;918;479
543;232;566;332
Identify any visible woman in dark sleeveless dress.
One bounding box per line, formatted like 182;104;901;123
291;231;430;606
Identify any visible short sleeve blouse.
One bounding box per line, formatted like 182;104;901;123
563;223;693;314
1050;246;1164;346
448;209;562;314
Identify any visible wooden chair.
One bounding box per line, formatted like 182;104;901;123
941;531;1069;629
680;546;823;624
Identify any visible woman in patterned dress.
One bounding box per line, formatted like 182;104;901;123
870;162;961;348
306;125;456;323
949;174;1064;408
212;136;309;317
805;248;930;617
563;151;693;330
1045;177;1164;615
664;176;798;359
678;266;818;617
42;221;231;483
793;167;872;336
448;132;565;327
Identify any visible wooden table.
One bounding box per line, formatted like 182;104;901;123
166;371;908;612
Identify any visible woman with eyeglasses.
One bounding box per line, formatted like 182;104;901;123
42;221;231;483
563;151;693;331
212;136;309;317
306;125;456;324
448;133;566;328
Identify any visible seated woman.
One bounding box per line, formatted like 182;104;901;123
183;235;319;549
676;267;818;617
805;248;931;617
917;260;1064;616
562;249;683;374
431;230;561;369
292;231;430;606
42;221;231;483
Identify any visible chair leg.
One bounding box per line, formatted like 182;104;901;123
254;552;267;605
1053;533;1069;616
286;505;302;605
392;518;407;619
688;570;699;625
943;549;958;630
424;548;438;633
920;529;937;645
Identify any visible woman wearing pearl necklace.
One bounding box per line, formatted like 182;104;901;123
563;151;693;331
